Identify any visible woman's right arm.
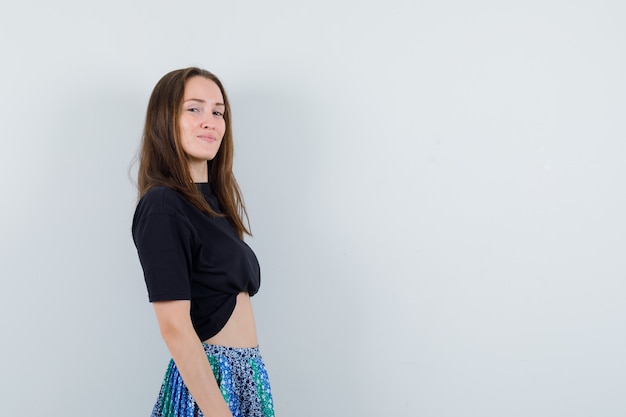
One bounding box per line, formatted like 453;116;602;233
153;300;233;417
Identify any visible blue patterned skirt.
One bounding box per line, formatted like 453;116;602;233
150;343;275;417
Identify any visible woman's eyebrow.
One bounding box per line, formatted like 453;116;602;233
183;98;225;107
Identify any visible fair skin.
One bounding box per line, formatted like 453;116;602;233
179;76;226;182
152;76;258;417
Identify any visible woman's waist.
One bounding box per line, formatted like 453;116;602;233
203;292;258;348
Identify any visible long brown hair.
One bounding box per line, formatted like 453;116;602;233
137;67;250;238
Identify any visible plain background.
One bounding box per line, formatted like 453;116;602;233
1;1;625;416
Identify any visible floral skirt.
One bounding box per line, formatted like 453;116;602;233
150;343;275;417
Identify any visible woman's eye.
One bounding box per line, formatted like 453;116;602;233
188;107;200;113
213;111;224;117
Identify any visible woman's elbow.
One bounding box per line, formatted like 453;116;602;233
152;301;194;343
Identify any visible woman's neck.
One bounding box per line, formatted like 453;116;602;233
189;161;208;183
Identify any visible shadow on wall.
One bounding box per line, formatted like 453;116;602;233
228;81;378;414
230;82;318;217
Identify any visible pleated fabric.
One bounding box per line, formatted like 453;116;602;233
151;344;275;417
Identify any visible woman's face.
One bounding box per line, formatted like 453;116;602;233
179;76;226;172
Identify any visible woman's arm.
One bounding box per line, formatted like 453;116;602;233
153;300;233;417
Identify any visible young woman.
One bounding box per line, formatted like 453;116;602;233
132;67;275;417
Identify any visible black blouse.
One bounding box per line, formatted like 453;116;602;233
132;183;260;341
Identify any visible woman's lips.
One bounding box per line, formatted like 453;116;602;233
198;135;216;142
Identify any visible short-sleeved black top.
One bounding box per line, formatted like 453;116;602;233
132;183;260;341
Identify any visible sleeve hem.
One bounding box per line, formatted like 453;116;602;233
148;294;191;302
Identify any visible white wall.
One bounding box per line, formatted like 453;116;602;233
1;1;625;416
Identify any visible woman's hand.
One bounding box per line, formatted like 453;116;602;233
153;300;233;417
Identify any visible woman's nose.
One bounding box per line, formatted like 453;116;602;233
201;118;215;129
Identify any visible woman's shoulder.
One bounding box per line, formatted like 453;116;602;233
132;186;197;246
135;186;189;216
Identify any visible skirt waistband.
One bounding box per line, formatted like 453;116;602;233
202;343;262;360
